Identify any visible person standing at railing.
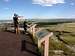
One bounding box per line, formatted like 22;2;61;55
13;13;19;34
23;21;28;34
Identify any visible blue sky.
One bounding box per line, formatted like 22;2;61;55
0;0;75;20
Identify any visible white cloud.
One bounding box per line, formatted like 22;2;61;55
4;8;9;10
70;3;74;6
4;0;10;2
32;0;65;6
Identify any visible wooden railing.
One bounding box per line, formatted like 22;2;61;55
28;24;53;56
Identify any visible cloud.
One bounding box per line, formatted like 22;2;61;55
32;0;65;6
4;0;10;2
70;3;74;6
4;8;9;10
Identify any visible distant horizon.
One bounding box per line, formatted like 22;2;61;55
0;18;75;20
1;18;75;24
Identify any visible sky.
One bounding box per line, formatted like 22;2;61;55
0;0;75;20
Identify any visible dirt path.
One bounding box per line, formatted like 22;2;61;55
0;31;38;56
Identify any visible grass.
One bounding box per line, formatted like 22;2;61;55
62;34;75;45
49;37;74;56
37;22;75;56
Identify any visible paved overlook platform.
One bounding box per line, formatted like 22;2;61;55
0;31;39;56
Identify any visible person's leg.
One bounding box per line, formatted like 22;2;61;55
14;24;16;33
17;25;20;34
24;28;27;34
16;25;20;34
25;28;27;32
16;28;17;34
14;27;16;33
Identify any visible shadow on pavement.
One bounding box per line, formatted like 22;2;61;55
21;40;38;55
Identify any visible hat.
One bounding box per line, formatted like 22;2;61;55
14;13;18;17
